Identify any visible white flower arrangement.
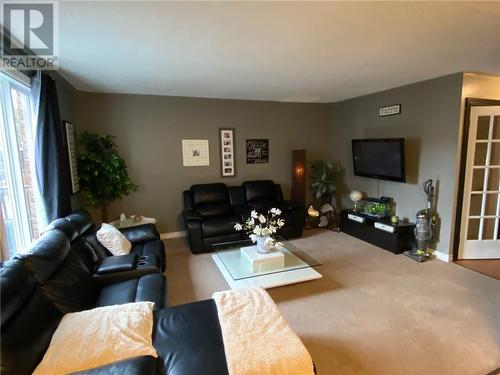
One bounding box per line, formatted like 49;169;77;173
234;208;285;242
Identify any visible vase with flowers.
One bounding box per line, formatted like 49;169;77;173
234;208;285;254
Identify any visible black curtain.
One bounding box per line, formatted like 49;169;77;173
35;73;71;222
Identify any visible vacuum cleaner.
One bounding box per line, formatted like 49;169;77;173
405;179;436;262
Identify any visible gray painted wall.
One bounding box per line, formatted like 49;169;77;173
330;73;464;255
74;93;331;232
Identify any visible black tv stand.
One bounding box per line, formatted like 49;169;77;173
340;209;415;254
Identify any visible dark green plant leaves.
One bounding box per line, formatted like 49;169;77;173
310;160;343;201
77;132;138;208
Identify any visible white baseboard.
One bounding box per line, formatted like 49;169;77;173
160;231;186;240
434;251;452;262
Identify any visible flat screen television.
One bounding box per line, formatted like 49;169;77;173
352;138;406;182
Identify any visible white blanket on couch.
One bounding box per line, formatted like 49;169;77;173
212;287;314;375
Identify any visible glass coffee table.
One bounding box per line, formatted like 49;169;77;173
211;238;322;289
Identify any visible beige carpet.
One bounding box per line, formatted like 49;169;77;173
164;230;500;375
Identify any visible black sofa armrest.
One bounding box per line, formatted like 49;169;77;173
119;224;160;244
71;355;158;375
93;255;162;286
183;210;203;221
95;254;137;275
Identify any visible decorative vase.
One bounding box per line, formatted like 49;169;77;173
255;236;273;254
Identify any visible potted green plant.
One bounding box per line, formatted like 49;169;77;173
310;160;340;205
77;132;138;222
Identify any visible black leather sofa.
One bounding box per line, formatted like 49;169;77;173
1;213;232;375
56;209;167;273
183;180;305;253
0;225;168;375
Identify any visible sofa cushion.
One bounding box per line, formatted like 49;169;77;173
65;209;94;236
96;274;166;309
16;230;70;283
191;183;228;206
97;223;132;256
0;259;35;326
243;180;277;202
228;186;245;206
72;356;158;375
1;260;63;375
44;218;79;242
70;239;99;273
196;202;231;217
154;300;229;375
35;251;98;314
33;302;157;375
202;214;240;238
246;198;278;211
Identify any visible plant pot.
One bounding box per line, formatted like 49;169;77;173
255;236;273;254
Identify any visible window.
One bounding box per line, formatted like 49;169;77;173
0;72;43;258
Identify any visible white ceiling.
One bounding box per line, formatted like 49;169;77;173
57;1;500;103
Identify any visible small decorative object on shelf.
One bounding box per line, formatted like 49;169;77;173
234;208;285;254
391;215;399;224
110;214;157;229
349;190;363;211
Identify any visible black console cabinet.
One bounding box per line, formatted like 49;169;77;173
340;209;416;254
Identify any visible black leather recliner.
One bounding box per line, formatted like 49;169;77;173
183;180;304;253
242;180;305;239
183;183;242;253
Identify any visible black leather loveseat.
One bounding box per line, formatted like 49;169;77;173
183;180;305;253
1;213;232;375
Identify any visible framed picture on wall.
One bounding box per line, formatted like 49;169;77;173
219;128;235;177
63;121;80;194
246;139;269;164
182;139;210;166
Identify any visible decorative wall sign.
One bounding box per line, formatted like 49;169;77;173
182;139;209;166
63;121;80;194
246;139;269;164
379;104;401;117
219;128;235;177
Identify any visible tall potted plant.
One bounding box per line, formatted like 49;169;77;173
309;160;344;230
310;160;338;205
77;132;138;222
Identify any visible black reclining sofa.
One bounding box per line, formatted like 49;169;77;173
1;212;231;375
183;180;305;253
54;209;167;274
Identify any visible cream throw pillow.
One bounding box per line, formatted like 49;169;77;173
96;223;132;256
33;302;158;375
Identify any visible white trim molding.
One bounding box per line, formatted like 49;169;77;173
434;251;452;262
160;231;185;240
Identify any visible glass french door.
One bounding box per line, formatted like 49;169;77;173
459;106;500;259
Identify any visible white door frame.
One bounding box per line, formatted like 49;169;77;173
458;105;500;259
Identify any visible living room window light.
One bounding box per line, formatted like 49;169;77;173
0;71;44;259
